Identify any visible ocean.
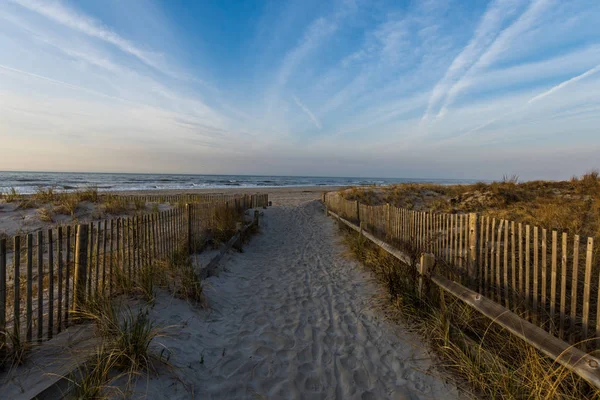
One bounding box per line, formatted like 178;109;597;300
0;171;478;194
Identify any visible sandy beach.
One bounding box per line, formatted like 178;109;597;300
127;197;458;399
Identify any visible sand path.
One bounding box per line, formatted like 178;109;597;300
142;200;458;399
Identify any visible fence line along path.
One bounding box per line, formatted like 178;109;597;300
324;192;600;388
145;200;459;399
0;193;268;347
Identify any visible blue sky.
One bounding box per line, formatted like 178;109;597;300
1;0;599;180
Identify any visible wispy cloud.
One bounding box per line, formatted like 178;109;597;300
528;64;600;104
434;0;552;119
421;0;524;122
10;0;170;75
1;0;599;178
293;95;322;129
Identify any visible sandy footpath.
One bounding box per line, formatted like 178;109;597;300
134;199;458;399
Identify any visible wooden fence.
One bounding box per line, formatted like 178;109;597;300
0;193;268;346
324;192;600;386
105;193;267;207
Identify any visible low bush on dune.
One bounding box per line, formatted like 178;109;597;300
2;188;21;203
54;193;81;216
102;195;129;214
37;207;54;222
78;186;99;203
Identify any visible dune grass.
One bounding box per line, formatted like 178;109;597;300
36;207;54;222
70;296;165;397
102;195;129;215
340;222;600;399
0;329;29;371
339;170;600;260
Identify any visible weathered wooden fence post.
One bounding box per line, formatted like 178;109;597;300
0;239;6;344
419;253;435;299
234;222;243;251
386;203;391;238
356;200;360;224
73;224;89;311
254;210;260;227
186;203;192;254
469;213;480;289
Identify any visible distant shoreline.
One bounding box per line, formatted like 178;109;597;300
113;185;346;195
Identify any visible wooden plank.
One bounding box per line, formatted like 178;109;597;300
570;235;580;343
551;231;558;329
140;215;145;268
128;218;132;282
88;222;94;296
143;214;148;266
48;229;54;340
152;214;157;261
597;250;600;349
102;220;107;294
455;214;460;267
110;220;115;296
459;214;464;270
518;223;523;296
65;227;71;327
73;224;89;311
151;212;156;262
490;219;496;299
504;221;509;308
495;220;503;302
123;218;128;284
95;222;101;294
13;236;21;338
484;217;490;295
26;233;33;342
525;225;531;314
57;227;63;333
511;221;516;307
533;227;539;322
541;229;548;318
0;239;6;341
560;232;567;339
446;214;451;264
159;212;165;257
582;238;594;351
479;215;485;293
37;230;43;343
136;216;141;276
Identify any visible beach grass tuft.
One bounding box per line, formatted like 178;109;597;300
37;207;54;222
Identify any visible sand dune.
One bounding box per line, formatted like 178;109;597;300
135;200;458;399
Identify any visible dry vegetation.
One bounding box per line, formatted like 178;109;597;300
340;171;600;243
340;223;600;399
63;205;248;396
0;187;158;236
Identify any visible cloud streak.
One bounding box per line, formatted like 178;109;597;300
10;0;171;75
528;64;600;104
293;95;322;129
422;0;523;122
1;0;599;179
